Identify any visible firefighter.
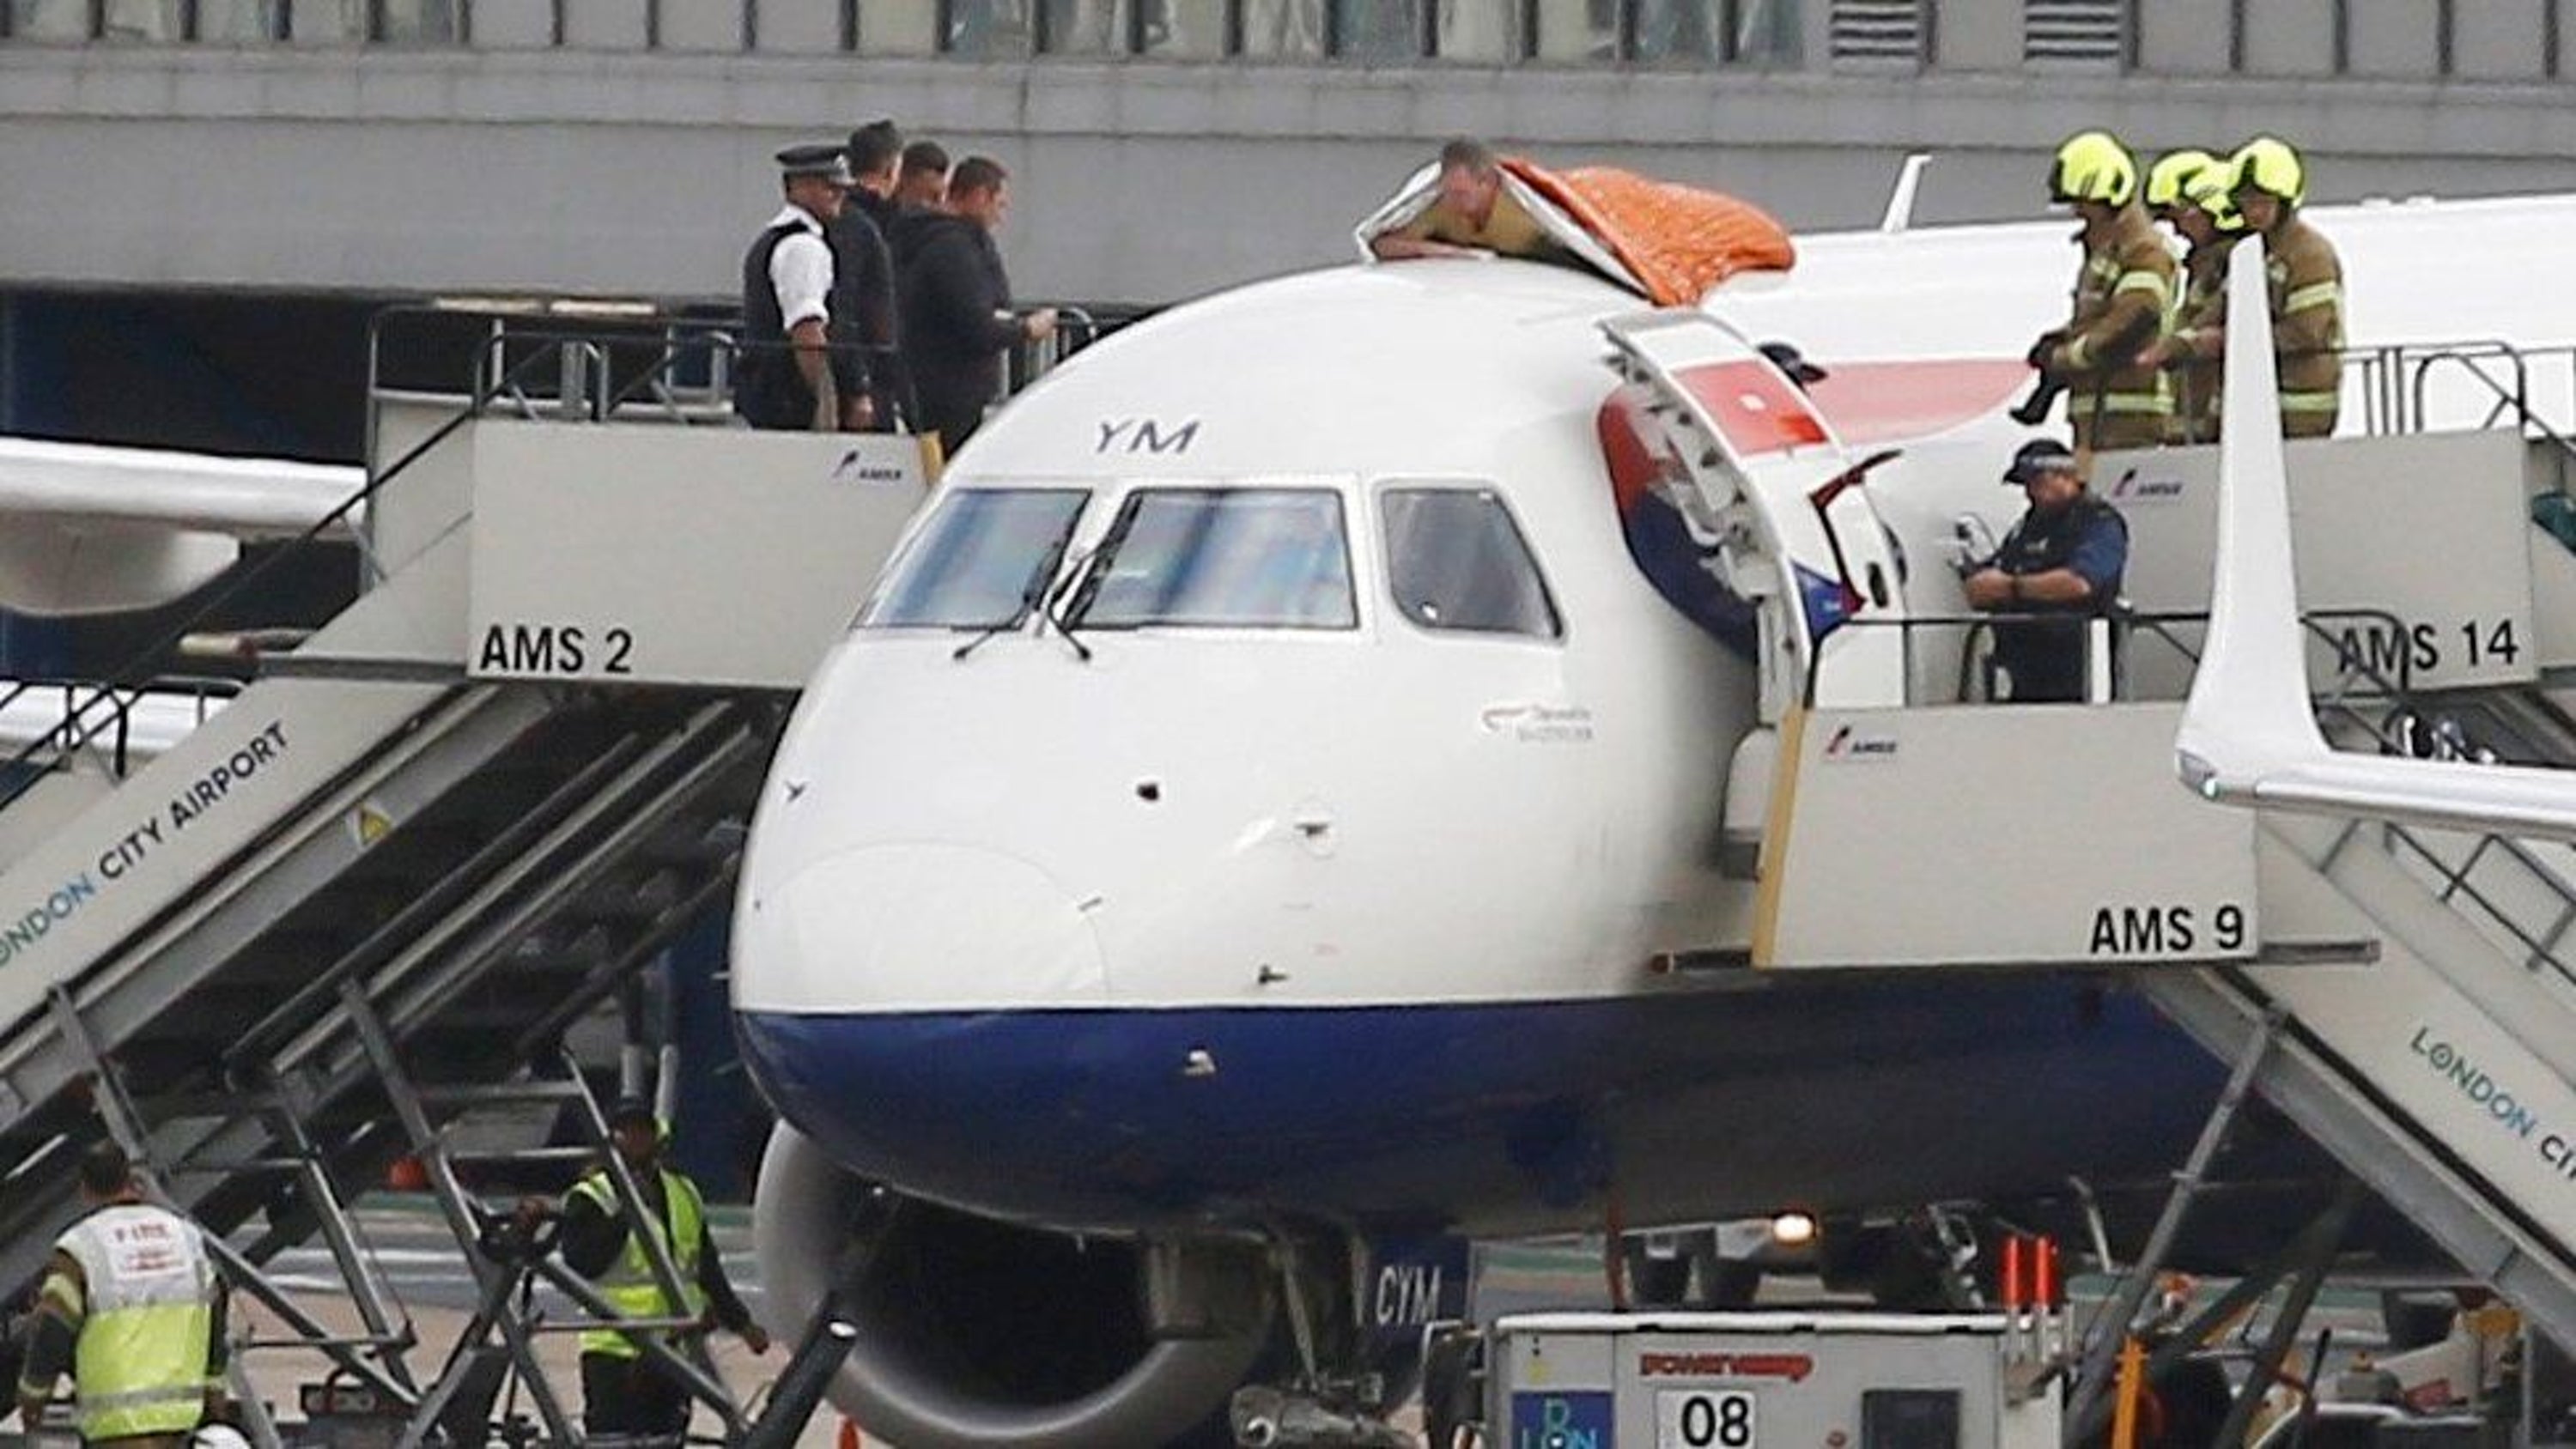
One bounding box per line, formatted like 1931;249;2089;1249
2229;135;2346;439
2026;130;2176;456
2138;149;2245;445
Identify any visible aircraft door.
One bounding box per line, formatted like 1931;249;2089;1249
1598;312;1910;716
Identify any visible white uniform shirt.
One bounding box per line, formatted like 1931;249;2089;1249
765;205;835;331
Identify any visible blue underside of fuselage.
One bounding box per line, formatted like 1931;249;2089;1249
736;975;2250;1236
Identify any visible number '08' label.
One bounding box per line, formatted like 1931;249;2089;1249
1658;1390;1757;1448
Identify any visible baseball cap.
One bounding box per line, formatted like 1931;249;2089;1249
2002;438;2079;485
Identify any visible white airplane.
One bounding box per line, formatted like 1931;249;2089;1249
730;188;2576;1448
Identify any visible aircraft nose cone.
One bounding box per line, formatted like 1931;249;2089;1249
741;844;1108;1009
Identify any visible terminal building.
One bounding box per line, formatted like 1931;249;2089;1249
8;0;2576;457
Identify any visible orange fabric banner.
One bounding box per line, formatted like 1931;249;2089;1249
1504;159;1798;305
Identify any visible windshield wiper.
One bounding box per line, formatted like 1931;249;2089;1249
1035;561;1094;663
951;530;1076;662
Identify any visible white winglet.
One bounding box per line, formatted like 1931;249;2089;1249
2176;241;2576;842
1879;154;1931;234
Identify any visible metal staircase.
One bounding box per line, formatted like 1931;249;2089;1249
0;313;934;1445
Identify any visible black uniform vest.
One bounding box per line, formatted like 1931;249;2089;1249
736;218;817;430
1993;494;2125;702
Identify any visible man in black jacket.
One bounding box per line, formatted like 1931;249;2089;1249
829;120;907;430
897;155;1055;455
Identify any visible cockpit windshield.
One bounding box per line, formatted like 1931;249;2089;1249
1066;488;1357;630
860;488;1087;629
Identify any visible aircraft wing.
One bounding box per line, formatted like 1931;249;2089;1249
0;436;361;537
0;437;364;616
2173;242;2576;843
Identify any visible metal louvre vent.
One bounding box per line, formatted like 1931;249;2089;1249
2024;0;2127;64
1831;0;1923;59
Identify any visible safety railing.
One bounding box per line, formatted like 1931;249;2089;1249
1010;303;1106;394
2338;338;2576;441
0;675;242;785
1814;597;2576;998
0;295;1130;822
0;318;626;826
1806;605;2414;713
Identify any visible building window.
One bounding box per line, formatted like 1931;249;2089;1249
1829;0;1924;61
1035;0;1122;50
859;0;940;53
1331;0;1418;57
101;1;186;38
941;0;1030;52
197;0;288;36
1238;0;1325;54
1630;0;1797;62
1530;0;1615;58
2023;0;2124;65
378;0;464;40
5;0;94;36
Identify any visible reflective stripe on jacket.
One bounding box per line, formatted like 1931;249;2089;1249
2052;204;2178;441
569;1169;709;1360
2168;234;2241;444
2267;214;2345;437
55;1205;216;1440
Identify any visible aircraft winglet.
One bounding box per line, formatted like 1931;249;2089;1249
2175;241;2576;842
1878;154;1931;234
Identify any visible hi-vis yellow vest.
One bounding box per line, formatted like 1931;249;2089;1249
569;1169;708;1359
53;1204;216;1440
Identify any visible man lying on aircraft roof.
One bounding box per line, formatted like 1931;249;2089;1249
1368;138;1569;263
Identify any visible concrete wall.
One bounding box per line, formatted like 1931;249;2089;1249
8;45;2576;304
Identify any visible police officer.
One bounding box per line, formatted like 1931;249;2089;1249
2027;131;2176;456
559;1100;768;1439
15;1143;226;1447
1964;439;2129;704
737;142;854;433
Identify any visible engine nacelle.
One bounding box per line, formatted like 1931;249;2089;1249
756;1125;1274;1449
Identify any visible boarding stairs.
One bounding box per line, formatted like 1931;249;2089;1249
1601;308;2576;1379
0;314;933;1444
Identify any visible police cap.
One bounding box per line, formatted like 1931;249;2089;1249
2002;438;2080;486
606;1096;659;1131
775;142;855;185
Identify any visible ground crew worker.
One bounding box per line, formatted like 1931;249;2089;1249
2025;131;2176;455
15;1142;226;1446
1964;439;2130;704
2138;149;2245;444
559;1100;768;1439
2230;135;2346;438
735;142;852;433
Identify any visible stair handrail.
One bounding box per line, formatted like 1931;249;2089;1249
0;326;595;822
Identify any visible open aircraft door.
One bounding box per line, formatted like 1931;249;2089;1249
1599;312;1909;716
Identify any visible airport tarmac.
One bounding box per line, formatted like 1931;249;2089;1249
219;1200;2418;1449
231;1200;844;1448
